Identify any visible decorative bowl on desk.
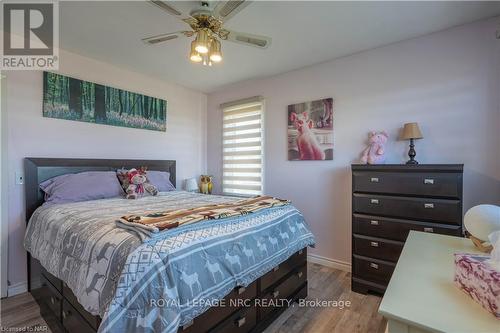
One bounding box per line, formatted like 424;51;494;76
464;204;500;252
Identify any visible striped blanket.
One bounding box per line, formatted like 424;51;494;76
117;195;290;238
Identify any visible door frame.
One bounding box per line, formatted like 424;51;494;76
1;72;8;298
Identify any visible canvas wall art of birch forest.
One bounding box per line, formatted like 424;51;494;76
43;72;167;131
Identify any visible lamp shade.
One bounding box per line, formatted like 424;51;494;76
194;30;209;54
401;122;423;140
185;178;199;192
189;41;202;62
209;39;222;63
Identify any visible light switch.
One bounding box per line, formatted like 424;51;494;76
15;172;24;185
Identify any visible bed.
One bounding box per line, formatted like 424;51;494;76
24;158;315;333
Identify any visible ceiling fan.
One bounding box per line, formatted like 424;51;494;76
142;1;271;66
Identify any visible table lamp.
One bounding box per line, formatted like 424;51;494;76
401;122;423;165
185;178;199;192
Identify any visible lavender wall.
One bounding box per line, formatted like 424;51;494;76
4;49;207;292
207;18;500;267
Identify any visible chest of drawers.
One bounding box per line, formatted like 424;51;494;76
351;164;464;295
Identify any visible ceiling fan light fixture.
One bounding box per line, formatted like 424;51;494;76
194;29;209;54
144;3;271;67
189;41;202;62
209;38;222;62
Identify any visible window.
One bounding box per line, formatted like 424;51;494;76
222;97;264;196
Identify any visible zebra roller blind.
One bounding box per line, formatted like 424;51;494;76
222;97;264;196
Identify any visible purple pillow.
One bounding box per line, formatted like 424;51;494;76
40;171;124;204
147;171;175;192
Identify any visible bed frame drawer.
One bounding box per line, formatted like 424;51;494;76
179;281;257;333
63;284;101;330
62;300;95;333
41;266;62;293
209;306;257;333
260;248;306;292
259;264;307;319
38;275;62;321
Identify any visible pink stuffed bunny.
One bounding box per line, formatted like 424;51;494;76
360;131;388;164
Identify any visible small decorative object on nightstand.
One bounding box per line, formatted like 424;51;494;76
199;175;213;194
401;122;423;165
464;204;500;252
360;131;388;164
185;178;199;192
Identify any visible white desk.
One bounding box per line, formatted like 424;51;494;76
379;231;499;333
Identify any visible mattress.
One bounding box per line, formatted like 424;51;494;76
24;191;315;333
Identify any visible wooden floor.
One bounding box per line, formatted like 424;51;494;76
264;263;386;333
0;263;386;333
0;290;51;330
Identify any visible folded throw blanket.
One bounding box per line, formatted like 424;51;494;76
116;195;290;239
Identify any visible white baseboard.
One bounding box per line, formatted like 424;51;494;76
8;281;27;297
307;254;351;272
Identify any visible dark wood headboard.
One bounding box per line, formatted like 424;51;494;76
24;158;176;223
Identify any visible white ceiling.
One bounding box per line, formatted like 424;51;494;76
60;1;500;93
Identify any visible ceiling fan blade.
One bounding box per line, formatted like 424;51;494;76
142;31;191;45
225;30;271;49
212;1;251;22
148;1;196;21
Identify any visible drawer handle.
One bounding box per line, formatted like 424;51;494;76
62;310;70;319
370;220;379;226
424;203;434;209
235;317;246;328
182;320;194;330
296;271;303;279
272;290;280;298
237;286;246;295
370;199;379;204
370;263;379;269
273;265;279;272
370;177;379;183
424;178;435;184
423;227;434;233
370;241;379;247
50;296;55;305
